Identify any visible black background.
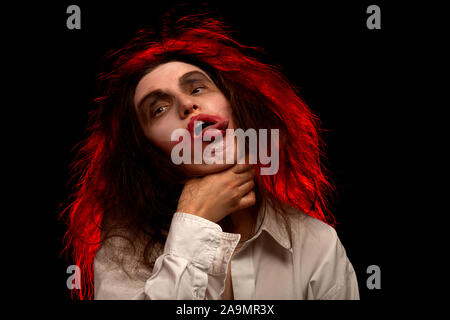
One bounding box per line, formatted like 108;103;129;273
52;0;415;305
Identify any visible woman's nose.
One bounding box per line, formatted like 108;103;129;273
182;104;199;116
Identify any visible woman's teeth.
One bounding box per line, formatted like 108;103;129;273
194;121;215;136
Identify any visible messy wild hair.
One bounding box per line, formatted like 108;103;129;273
60;14;335;299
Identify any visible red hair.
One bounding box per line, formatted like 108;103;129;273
60;14;335;300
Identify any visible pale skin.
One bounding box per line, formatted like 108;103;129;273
134;61;257;299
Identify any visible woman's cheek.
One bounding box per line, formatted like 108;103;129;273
147;125;177;155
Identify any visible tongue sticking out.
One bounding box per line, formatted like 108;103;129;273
194;121;215;136
193;119;229;139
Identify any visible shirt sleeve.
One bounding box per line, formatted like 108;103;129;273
305;226;360;300
94;212;240;300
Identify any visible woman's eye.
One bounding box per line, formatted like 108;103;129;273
153;105;168;116
192;87;204;94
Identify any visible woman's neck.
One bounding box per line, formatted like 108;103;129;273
220;205;258;240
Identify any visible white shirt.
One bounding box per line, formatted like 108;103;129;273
94;202;359;300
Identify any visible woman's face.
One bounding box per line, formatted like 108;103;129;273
134;61;237;176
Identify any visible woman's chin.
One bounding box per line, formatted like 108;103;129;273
181;163;235;177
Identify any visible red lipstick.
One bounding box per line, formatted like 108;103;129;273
187;114;229;137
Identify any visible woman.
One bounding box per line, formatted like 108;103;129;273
62;15;359;300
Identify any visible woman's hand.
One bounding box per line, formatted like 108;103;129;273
176;164;256;223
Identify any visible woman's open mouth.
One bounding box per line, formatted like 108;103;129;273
187;114;229;138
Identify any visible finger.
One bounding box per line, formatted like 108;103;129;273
237;179;255;195
235;168;256;185
231;163;253;174
237;191;256;210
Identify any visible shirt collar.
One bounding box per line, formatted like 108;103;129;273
252;201;292;251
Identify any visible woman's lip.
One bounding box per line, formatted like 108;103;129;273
187;114;229;137
201;119;229;138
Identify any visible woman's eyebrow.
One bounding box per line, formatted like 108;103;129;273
136;89;167;112
178;70;213;87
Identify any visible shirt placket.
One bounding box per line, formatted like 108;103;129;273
230;241;255;299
